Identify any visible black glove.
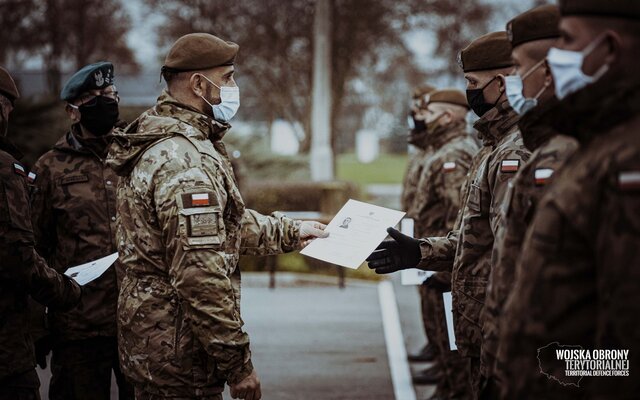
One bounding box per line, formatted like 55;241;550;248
34;335;53;369
424;274;451;292
366;227;422;274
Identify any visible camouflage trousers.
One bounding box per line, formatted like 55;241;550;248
134;387;223;400
0;369;40;400
423;273;473;399
49;335;134;400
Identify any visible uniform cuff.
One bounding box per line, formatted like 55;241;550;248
227;359;254;385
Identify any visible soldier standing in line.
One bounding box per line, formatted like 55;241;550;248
29;62;135;400
107;33;328;400
0;66;82;400
500;1;640;398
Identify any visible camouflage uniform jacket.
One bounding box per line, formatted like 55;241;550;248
402;147;432;215
0;137;81;380
106;91;301;397
500;78;640;399
482;100;579;379
30;123;120;341
418;100;529;358
410;122;478;238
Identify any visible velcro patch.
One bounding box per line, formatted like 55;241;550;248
181;192;213;208
13;163;26;176
618;171;640;191
188;213;219;237
534;168;554;186
443;162;456;172
60;174;89;185
27;171;37;183
501;160;520;173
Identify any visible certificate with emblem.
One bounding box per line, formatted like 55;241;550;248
64;252;118;286
300;199;405;269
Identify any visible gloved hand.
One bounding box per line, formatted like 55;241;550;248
367;227;422;274
34;335;53;369
424;274;451;292
299;221;329;248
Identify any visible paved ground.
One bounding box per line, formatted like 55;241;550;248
37;272;436;400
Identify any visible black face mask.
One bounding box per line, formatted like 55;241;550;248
79;96;119;136
466;76;500;118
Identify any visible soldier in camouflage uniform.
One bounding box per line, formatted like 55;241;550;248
107;33;327;400
499;1;640;398
0;66;81;400
29;62;134;400
410;89;479;398
480;6;581;399
368;32;531;397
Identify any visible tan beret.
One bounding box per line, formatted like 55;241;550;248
507;5;560;48
458;31;513;73
163;33;239;72
560;0;640;20
412;84;436;99
0;67;20;102
428;89;469;109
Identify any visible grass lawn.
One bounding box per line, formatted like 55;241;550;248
336;153;408;185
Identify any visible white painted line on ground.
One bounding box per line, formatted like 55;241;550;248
378;280;417;400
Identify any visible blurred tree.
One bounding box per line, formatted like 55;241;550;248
1;0;138;95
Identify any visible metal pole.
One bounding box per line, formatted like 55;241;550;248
310;0;334;181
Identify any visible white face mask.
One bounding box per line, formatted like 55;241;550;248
198;74;240;122
547;35;610;100
506;58;548;115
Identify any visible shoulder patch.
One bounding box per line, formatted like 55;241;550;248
181;192;213;208
13;163;26;176
501;159;520;173
534;168;554;186
618;171;640;191
443;161;456;172
27;171;37;183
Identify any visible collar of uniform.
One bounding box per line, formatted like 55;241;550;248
155;90;230;142
0;136;23;160
473;99;520;147
547;75;640;144
430;120;467;150
518;96;561;152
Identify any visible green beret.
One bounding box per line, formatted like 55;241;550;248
428;89;469;109
412;84;436;99
458;31;513;73
507;5;560;48
163;33;239;72
61;61;114;102
560;0;640;20
0;66;20;102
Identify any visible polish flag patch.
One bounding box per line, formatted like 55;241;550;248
27;171;37;183
534;168;554;186
501;160;520;173
443;162;456;172
618;171;640;191
191;193;210;206
13;163;26;176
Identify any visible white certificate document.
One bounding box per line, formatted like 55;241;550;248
399;218;434;285
443;291;458;350
300;199;405;269
64;252;119;286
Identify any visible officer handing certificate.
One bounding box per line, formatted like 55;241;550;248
301;199;405;269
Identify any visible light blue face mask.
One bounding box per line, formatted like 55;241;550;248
505;58;548;116
547;34;610;100
197;74;240;122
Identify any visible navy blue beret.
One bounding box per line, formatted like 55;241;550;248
60;61;115;101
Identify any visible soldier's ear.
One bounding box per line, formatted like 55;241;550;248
189;73;205;97
65;104;80;122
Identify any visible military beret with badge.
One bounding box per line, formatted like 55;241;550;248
60;61;115;102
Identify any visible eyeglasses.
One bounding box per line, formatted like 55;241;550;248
70;91;120;109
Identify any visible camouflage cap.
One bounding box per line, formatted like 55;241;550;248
559;0;640;20
61;61;115;101
0;66;20;102
458;31;513;73
507;5;560;48
163;33;239;72
428;89;469;109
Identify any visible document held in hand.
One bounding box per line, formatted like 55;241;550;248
64;252;119;286
300;199;405;269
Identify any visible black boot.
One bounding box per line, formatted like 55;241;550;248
408;343;437;362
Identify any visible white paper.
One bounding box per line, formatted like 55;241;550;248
64;252;118;286
399;217;434;285
300;199;405;269
443;291;458;350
